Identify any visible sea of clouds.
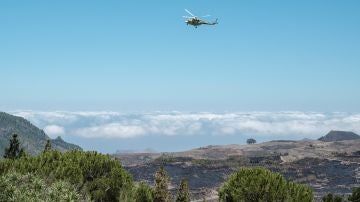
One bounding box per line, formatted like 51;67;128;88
11;111;360;139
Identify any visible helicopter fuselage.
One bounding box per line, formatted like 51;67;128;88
185;17;217;28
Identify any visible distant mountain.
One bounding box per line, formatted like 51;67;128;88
318;130;360;142
0;112;81;157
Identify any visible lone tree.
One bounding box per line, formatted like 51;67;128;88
43;139;52;153
176;178;190;202
154;166;172;202
4;134;24;159
246;138;256;144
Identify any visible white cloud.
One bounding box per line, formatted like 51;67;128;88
11;111;360;139
43;125;65;138
75;123;145;138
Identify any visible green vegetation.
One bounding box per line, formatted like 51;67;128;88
3;134;24;159
219;167;313;202
322;193;343;202
154;166;173;202
43;139;52;153
246;138;256;144
349;187;360;202
0;172;85;201
176;178;190;202
0;150;134;201
134;181;154;202
0;131;319;202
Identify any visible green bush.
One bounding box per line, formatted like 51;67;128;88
0;150;134;202
219;167;313;202
176;178;190;202
134;181;154;202
349;187;360;202
0;172;85;201
154;166;173;202
322;193;343;202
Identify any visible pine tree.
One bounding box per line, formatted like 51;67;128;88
349;187;360;202
322;193;343;202
4;134;24;159
43;139;52;153
154;166;172;202
176;178;190;202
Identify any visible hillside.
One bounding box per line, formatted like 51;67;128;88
318;130;360;142
116;134;360;201
0;112;81;157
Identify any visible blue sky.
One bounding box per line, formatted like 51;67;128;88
1;1;360;152
1;0;359;112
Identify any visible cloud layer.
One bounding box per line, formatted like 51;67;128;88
12;111;360;139
43;125;65;138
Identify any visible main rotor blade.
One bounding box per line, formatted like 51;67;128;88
184;9;196;17
202;15;211;18
182;16;193;18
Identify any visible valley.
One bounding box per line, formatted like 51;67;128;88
116;136;360;201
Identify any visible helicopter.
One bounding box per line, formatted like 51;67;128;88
183;9;218;28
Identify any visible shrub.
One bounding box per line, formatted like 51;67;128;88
0;172;85;201
176;178;190;202
0;150;133;202
349;187;360;202
154;166;173;202
219;167;313;202
134;181;154;202
322;193;343;202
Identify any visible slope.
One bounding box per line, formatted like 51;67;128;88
0;112;81;157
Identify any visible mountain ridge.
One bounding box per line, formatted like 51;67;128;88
318;130;360;142
0;112;81;157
